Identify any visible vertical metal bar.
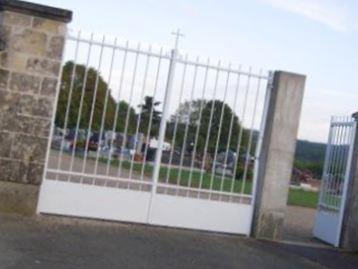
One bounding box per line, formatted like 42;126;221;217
247;71;271;231
318;117;334;207
55;30;81;179
129;46;151;180
188;58;210;189
105;41;129;176
332;120;349;208
147;31;180;221
327;120;344;207
94;38;118;175
164;55;189;188
198;61;221;192
230;68;252;194
219;67;241;188
176;57;199;192
209;64;231;196
117;43;141;178
322;118;338;206
82;35;106;176
139;48;164;183
240;72;263;196
335;120;356;247
69;33;94;180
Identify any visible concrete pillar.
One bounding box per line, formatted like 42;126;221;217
341;112;358;250
0;0;72;215
252;71;306;240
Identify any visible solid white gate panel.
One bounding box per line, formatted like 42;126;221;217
149;194;252;234
313;210;340;246
38;180;151;224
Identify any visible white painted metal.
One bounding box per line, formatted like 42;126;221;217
38;29;270;235
313;116;357;246
149;194;252;234
38;180;151;223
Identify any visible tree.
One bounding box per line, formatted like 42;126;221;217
55;61;136;133
168;99;249;155
138;96;162;137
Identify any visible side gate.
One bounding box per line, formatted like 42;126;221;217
313;116;357;246
37;29;271;235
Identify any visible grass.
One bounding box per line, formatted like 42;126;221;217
287;188;318;208
60;150;320;207
100;157;253;194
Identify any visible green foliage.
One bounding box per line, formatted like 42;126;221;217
55;61;136;133
167;99;249;154
138;96;161;137
294;140;326;179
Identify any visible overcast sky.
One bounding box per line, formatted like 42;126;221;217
32;0;358;143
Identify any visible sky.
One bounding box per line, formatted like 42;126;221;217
31;0;358;142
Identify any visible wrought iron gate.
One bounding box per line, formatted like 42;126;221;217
37;29;271;235
313;116;357;246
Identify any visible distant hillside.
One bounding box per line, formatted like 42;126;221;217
294;140;326;178
295;140;326;163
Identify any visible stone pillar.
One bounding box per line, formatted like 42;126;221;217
341;112;358;250
252;71;306;240
0;0;72;215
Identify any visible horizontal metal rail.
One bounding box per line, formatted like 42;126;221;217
47;169;153;186
67;33;269;80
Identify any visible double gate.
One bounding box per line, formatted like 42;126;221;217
314;116;357;246
37;30;270;235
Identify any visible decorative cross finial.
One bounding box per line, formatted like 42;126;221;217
171;28;184;51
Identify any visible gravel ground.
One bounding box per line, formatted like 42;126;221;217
1;213;358;269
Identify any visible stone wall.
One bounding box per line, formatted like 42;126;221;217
0;10;66;185
0;0;71;215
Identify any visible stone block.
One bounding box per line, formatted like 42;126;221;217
11;134;47;163
0;51;28;71
2;11;33;27
0;25;11;51
11;28;47;56
32;97;53;118
32;17;66;35
0;158;19;182
26;57;60;77
41;77;58;97
23;162;44;184
9;72;41;94
7;113;35;134
0;90;18;113
32;118;51;137
0;181;39;215
46;35;65;60
0;132;13;158
0;69;9;90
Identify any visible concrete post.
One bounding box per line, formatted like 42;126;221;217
252;71;306;240
0;0;72;215
341;112;358;250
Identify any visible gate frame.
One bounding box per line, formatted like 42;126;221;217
313;116;357;247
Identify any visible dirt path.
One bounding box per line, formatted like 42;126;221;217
283;205;318;244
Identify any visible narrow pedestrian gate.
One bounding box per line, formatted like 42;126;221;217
37;30;271;235
313;116;357;246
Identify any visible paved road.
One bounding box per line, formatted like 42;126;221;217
0;213;357;269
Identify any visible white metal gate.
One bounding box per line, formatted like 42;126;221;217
313;116;357;246
37;30;270;235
